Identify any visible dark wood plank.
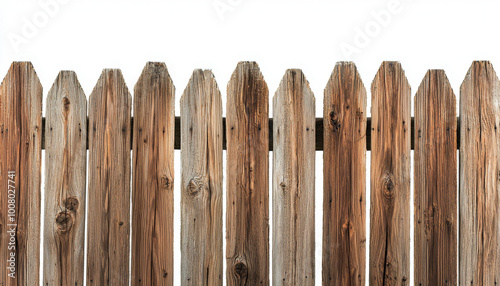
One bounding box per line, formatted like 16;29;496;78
370;61;411;285
272;69;315;285
87;69;132;285
460;61;500;285
180;69;223;285
0;62;42;286
226;61;269;285
414;70;457;285
323;62;367;285
43;71;87;286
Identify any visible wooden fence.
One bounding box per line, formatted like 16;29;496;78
0;61;498;285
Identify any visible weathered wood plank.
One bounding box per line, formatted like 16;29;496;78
370;61;411;285
414;70;457;285
226;61;269;285
180;69;223;285
43;71;87;286
0;62;42;286
272;69;315;285
131;62;175;285
460;61;500;285
322;62;366;285
87;69;132;285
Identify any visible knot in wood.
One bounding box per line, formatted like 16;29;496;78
342;219;351;230
279;182;286;191
62;97;70;112
187;176;204;196
356;108;363;118
329;109;341;132
382;174;395;200
161;176;173;189
64;197;79;211
56;211;73;232
234;262;248;277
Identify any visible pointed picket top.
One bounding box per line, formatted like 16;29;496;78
274;69;315;102
89;68;131;103
323;61;367;285
227;61;269;107
1;61;41;85
460;61;499;94
134;62;173;94
1;61;42;94
326;61;367;91
0;61;42;285
180;69;221;104
416;69;454;99
459;60;500;285
47;71;86;102
371;61;410;93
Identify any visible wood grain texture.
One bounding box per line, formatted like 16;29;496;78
459;61;500;285
87;69;132;285
0;62;42;286
370;61;411;285
226;62;269;286
322;62;367;285
414;70;457;285
131;62;175;286
272;69;315;286
181;70;223;286
43;71;87;286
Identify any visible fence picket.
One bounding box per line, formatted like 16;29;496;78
180;69;223;285
323;62;367;285
131;62;175;285
414;70;457;285
459;61;500;285
226;62;269;285
43;71;87;286
272;69;315;285
0;62;42;286
87;69;132;285
370;61;411;285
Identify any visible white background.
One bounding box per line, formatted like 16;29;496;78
1;0;499;285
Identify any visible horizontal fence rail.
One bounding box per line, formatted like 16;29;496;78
0;60;498;286
40;116;462;151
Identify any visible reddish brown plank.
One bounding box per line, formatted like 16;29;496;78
272;69;315;285
131;62;175;285
43;71;87;285
414;70;457;285
226;61;269;285
460;61;500;285
0;62;42;286
323;62;367;285
87;69;132;285
370;61;411;285
180;69;223;285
